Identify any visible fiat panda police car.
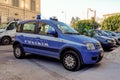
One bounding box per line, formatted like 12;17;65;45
13;18;104;71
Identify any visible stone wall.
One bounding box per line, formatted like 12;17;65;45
0;0;40;23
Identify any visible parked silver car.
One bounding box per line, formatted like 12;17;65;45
0;21;18;45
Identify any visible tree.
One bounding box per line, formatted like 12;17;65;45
76;20;93;37
70;17;76;28
75;18;100;37
102;15;120;31
75;17;80;22
89;17;100;29
70;16;80;28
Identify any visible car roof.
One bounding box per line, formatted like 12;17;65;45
18;19;58;24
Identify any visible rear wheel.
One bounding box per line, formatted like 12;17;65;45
1;37;11;45
13;44;25;59
62;51;82;71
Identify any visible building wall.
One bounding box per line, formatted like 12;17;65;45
0;0;40;23
103;12;120;19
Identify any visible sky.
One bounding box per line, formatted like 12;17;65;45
41;0;120;23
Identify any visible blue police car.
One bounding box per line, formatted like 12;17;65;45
13;18;104;71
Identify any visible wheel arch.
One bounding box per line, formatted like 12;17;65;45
13;41;22;48
60;47;83;64
1;36;12;42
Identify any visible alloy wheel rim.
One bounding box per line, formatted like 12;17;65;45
63;54;76;69
3;39;10;44
15;48;21;57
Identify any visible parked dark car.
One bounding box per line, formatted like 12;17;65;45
93;33;116;49
95;30;120;45
105;31;120;45
115;31;120;35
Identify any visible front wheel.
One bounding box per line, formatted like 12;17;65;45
13;44;25;59
62;51;82;71
1;37;11;45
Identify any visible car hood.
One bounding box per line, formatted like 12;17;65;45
62;34;99;44
94;35;114;42
102;34;114;38
114;35;120;39
98;36;112;39
0;29;5;33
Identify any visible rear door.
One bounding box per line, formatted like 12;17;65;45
20;21;37;53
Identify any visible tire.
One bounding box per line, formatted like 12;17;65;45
13;44;25;59
1;37;11;45
62;51;82;71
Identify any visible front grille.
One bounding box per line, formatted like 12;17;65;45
92;56;97;61
118;38;120;41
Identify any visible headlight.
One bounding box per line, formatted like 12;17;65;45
107;39;112;43
86;43;95;50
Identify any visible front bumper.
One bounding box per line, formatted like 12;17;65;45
116;39;120;45
81;48;104;64
101;42;116;48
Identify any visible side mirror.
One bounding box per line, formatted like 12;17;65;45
47;30;58;37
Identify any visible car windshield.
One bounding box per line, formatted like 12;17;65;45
53;21;79;34
93;33;100;37
109;31;117;36
0;23;7;29
100;30;109;36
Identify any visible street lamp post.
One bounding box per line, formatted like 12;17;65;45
61;11;67;23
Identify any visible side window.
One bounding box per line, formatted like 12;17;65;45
38;22;55;35
22;22;36;33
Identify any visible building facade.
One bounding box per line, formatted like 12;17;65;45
103;12;120;19
0;0;40;23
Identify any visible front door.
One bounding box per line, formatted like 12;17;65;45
6;22;17;40
35;21;64;58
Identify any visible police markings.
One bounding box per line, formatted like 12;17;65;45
24;40;49;47
17;33;85;47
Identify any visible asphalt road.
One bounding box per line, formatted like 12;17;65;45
0;45;120;80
